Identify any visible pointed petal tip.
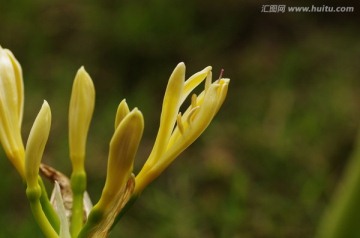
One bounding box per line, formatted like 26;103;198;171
132;107;139;112
178;62;185;67
42;99;49;106
73;65;95;93
79;65;86;71
118;99;129;109
129;108;144;127
76;66;91;79
170;62;186;84
175;62;186;72
41;100;51;115
115;99;130;129
131;107;144;118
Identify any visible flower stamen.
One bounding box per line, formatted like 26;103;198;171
176;112;184;135
187;106;200;124
191;94;197;108
205;71;212;93
218;68;224;79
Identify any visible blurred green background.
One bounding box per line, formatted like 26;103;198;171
0;1;359;237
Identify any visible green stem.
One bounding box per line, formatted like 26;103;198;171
70;171;86;237
72;193;84;236
38;177;60;233
27;184;59;238
77;206;103;238
31;201;60;238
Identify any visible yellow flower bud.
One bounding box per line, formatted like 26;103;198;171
81;108;143;237
69;66;95;173
25;101;51;189
0;46;25;178
100;108;143;205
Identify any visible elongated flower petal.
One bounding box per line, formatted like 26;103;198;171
4;48;24;126
25;101;51;189
69;66;95;172
145;63;185;167
79;109;143;237
0;46;25;178
180;66;211;104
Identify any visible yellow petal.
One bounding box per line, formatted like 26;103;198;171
0;46;25;178
180;66;211;105
25;101;52;189
169;78;230;148
69;66;95;172
144;62;185;167
4;48;24;127
163;79;229;167
114;99;130;129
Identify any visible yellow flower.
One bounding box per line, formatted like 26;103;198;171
0;46;25;178
25;101;52;190
69;66;95;173
101;107;143;205
134;62;230;195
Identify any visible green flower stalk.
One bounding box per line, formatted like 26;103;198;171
0;45;230;238
68;66;95;237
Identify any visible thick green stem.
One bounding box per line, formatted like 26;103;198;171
27;184;59;238
71;171;86;237
77;207;103;238
30;201;60;238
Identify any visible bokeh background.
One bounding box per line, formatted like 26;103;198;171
0;1;359;237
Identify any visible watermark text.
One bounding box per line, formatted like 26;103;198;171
261;5;354;13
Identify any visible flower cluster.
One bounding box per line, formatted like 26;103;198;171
0;46;229;238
